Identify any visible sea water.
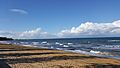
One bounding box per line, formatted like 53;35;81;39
1;37;120;59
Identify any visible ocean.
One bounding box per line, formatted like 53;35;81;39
1;37;120;59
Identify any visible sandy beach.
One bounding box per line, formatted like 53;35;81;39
0;44;120;68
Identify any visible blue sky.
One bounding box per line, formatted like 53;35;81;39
0;0;120;39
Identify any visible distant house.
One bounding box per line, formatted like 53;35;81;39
0;37;13;41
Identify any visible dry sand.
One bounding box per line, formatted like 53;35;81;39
0;44;120;68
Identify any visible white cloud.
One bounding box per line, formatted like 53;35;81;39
0;31;18;38
0;28;56;39
58;20;120;38
10;9;28;14
1;20;120;39
19;28;52;39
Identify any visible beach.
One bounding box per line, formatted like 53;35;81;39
0;44;120;68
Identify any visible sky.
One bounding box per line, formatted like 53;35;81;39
0;0;120;39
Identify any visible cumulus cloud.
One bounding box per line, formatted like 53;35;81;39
58;20;120;38
10;9;28;14
0;31;18;38
0;28;56;39
1;20;120;39
19;28;56;39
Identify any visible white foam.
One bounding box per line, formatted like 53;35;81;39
68;43;73;45
90;50;101;54
41;41;47;44
63;45;69;47
22;45;32;47
56;48;62;50
0;41;10;44
20;42;25;44
60;44;63;46
50;46;54;49
55;42;60;45
32;42;39;45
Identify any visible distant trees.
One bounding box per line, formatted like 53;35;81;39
0;37;13;41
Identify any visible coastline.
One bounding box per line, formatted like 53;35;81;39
0;44;120;68
21;44;120;60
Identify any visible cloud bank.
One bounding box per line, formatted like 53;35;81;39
58;20;120;38
10;9;28;14
0;28;56;39
1;20;120;39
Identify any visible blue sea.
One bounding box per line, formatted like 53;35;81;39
1;37;120;59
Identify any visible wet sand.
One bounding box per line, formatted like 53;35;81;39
0;44;120;68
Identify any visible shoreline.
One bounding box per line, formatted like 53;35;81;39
1;39;120;60
0;44;120;68
20;44;120;60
